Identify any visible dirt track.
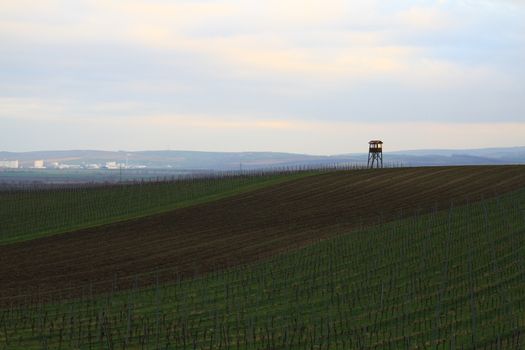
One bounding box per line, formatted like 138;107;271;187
1;166;524;302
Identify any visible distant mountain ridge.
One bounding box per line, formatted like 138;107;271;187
1;147;524;170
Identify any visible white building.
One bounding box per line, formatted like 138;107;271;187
85;164;101;169
0;160;19;169
105;161;119;170
34;160;46;169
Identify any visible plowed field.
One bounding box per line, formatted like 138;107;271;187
1;166;524;302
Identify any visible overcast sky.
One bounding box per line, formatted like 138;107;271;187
1;0;524;154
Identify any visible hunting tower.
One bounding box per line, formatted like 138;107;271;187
368;140;383;168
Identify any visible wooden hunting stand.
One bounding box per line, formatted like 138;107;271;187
368;140;383;168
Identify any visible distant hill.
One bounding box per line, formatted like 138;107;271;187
383;147;525;166
0;146;524;170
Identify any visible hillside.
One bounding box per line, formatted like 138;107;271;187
0;172;524;348
0;172;310;244
1;166;524;302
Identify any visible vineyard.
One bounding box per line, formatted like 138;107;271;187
0;181;524;348
0;170;313;244
0;166;524;349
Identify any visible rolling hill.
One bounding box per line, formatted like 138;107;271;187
0;165;524;349
0;172;311;244
1;166;524;301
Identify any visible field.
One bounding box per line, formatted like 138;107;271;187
0;165;524;349
0;171;312;244
0;168;216;185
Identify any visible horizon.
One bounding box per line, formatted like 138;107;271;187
1;144;525;157
1;1;524;153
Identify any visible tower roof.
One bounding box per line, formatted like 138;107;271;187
369;140;383;144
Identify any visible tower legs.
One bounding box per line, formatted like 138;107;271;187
368;152;383;169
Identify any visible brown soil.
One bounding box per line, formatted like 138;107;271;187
1;166;524;303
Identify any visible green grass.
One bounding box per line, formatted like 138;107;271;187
1;188;524;349
0;172;314;245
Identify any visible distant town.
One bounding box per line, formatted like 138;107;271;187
0;160;147;170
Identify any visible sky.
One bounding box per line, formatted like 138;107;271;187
1;0;524;154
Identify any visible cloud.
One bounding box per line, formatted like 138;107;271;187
396;6;457;31
0;0;517;83
1;0;524;152
0;97;68;120
2;103;524;153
